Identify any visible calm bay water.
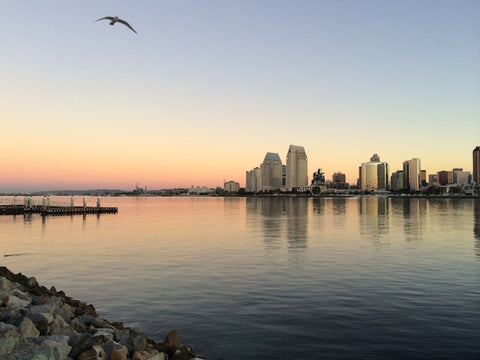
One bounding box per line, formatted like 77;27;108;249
1;196;479;359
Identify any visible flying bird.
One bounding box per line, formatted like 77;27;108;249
95;16;137;34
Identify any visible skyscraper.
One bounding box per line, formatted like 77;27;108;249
286;145;308;190
403;158;421;191
474;146;480;185
260;152;283;190
360;154;389;191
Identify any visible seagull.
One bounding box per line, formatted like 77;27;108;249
95;16;137;34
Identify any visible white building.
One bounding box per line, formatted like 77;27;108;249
360;154;389;191
286;145;308;190
224;180;240;193
187;186;212;195
246;167;261;192
403;158;421;191
260;152;283;190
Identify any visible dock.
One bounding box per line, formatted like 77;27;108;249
0;205;117;216
0;196;117;216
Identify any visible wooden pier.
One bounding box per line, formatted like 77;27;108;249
0;196;117;216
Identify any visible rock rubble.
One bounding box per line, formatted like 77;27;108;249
0;266;205;360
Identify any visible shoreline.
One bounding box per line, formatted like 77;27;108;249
0;266;206;360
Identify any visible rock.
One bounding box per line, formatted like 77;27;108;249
29;302;56;314
164;329;181;347
0;323;22;356
133;349;165;360
27;312;52;335
0;267;203;359
40;335;72;359
69;332;94;359
0;277;17;290
72;317;88;333
120;331;148;353
111;347;129;360
2;294;31;309
78;344;106;360
26;277;39;288
18;317;40;338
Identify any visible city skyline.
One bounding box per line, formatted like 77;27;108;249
1;1;479;192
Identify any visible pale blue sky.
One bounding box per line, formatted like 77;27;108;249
1;1;479;191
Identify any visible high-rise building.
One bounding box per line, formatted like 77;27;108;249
311;169;325;186
246;167;261;192
332;172;348;189
474;146;480;184
286;145;308;190
360;154;389;191
453;169;472;185
403;158;421;191
437;171;449;186
260;152;283;190
391;171;404;191
421;170;427;186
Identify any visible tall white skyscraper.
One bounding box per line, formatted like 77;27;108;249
403;158;421;191
260;152;283;190
286;145;308;190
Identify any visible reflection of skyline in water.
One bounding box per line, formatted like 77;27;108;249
358;197;390;244
474;200;480;256
245;197;308;251
247;197;480;257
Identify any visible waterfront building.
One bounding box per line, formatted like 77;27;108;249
260;152;283;190
421;170;427;186
359;154;389;191
428;174;437;185
403;158;421;191
452;169;472;185
332;171;348;189
437;171;449;186
282;165;287;187
224;180;240;193
474;146;480;184
311;169;325;186
286;145;308;190
390;170;404;192
246;167;261;192
188;186;212;195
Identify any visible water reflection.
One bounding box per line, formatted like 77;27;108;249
285;198;308;250
245;197;308;251
474;200;480;256
358;197;389;244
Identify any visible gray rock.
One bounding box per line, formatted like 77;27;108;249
26;276;39;288
2;294;31;309
18;317;40;338
0;323;22;355
30;302;56;314
8;343;63;360
40;336;72;359
71;317;87;333
120;331;147;353
27;313;51;335
92;317;112;329
0;278;17;290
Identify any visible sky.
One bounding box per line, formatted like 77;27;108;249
1;0;479;192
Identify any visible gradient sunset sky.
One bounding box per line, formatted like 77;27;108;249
1;1;479;192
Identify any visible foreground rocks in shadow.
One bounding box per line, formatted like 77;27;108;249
0;266;206;360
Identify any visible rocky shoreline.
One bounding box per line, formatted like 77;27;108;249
0;266;206;360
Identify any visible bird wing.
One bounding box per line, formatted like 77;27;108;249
95;16;114;22
117;19;137;33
